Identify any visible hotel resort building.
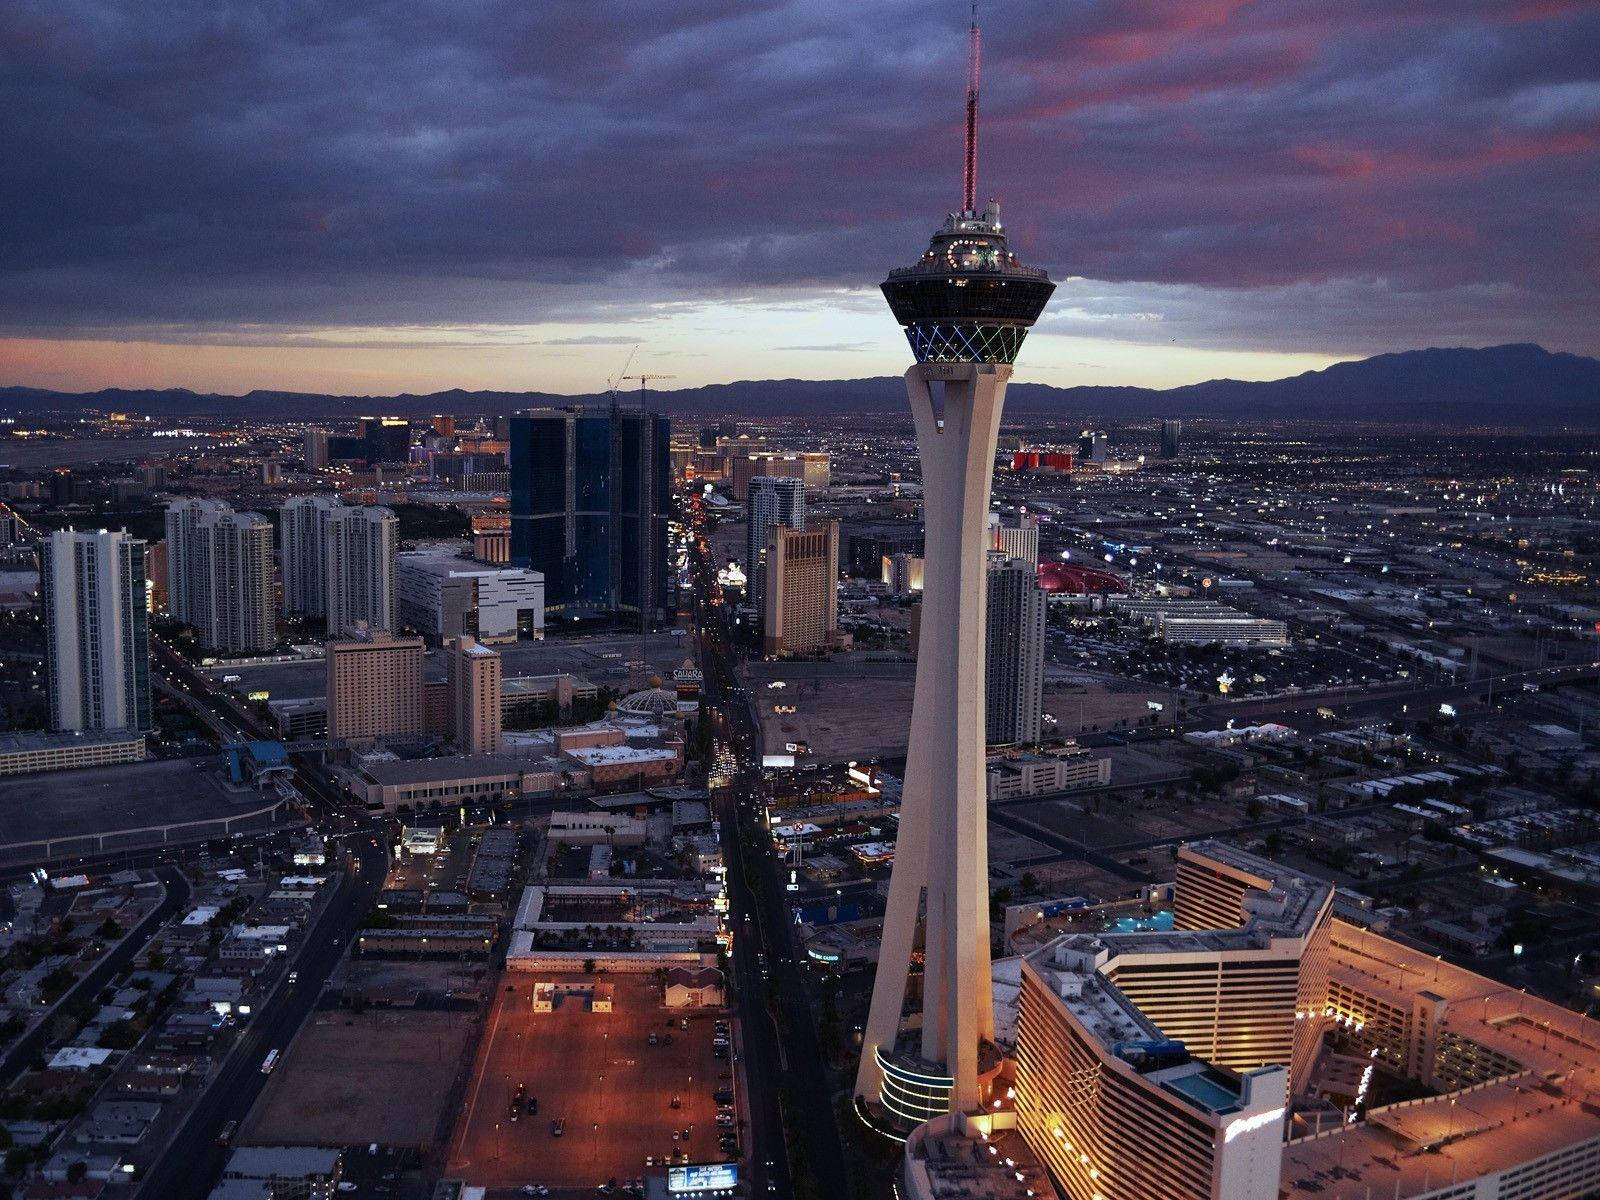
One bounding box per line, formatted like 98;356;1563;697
896;840;1600;1200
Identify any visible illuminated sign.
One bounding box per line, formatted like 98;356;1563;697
247;690;270;702
761;754;795;769
1223;1107;1285;1142
668;1162;739;1192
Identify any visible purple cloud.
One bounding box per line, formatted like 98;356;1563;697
0;0;1594;358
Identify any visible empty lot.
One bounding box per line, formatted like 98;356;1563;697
242;1007;475;1151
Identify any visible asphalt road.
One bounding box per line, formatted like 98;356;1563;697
0;865;191;1082
693;551;851;1200
135;830;388;1200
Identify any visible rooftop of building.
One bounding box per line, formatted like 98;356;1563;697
904;1125;1052;1200
0;757;285;860
396;548;542;580
564;745;680;767
357;754;536;785
1282;1073;1600;1199
223;1145;342;1178
1281;920;1600;1197
0;729;146;754
1181;839;1334;940
616;681;685;718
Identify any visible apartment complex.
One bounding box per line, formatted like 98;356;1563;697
280;497;397;635
325;631;424;743
761;521;840;656
986;553;1047;745
166;500;275;653
985;748;1110;801
163;498;231;628
188;508;276;654
324;505;397;636
40;529;151;733
446;635;503;755
279;494;343;617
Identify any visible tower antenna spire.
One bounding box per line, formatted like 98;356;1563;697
964;2;980;214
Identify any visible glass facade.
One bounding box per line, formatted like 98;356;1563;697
510;407;670;620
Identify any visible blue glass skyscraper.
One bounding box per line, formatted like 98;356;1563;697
509;406;670;623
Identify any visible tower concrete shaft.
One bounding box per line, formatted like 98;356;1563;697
856;361;1010;1114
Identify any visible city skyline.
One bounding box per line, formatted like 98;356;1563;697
3;2;1596;396
3;5;1600;1200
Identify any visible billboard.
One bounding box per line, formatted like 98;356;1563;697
761;753;795;769
668;1162;739;1192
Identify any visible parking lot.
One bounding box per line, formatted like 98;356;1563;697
447;974;736;1189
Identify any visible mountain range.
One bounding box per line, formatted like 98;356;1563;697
2;343;1596;427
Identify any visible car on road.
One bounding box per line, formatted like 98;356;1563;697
550;1117;565;1137
260;1049;280;1073
286;970;298;985
216;1119;238;1145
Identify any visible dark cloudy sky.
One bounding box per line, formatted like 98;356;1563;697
2;0;1596;394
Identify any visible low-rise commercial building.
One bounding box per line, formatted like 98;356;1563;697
547;812;647;846
505;882;726;973
221;1146;342;1200
0;730;146;777
349;754;568;811
395;550;545;644
986;748;1110;801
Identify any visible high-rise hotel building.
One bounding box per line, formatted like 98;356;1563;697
508;406;670;624
746;475;805;620
325;630;424;744
446;635;502;755
324;505;397;636
761;521;839;656
280;494;345;618
1012;842;1332;1200
988;510;1040;566
902;837;1600;1200
279;495;396;636
985;553;1046;746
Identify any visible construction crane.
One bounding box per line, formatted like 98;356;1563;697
605;345;639;414
619;373;676;693
621;373;677;405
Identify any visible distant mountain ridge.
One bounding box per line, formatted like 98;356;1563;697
2;343;1595;427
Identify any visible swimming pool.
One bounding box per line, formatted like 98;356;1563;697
1109;910;1174;934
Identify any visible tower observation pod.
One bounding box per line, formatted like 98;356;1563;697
854;7;1055;1129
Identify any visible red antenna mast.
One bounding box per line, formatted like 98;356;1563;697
963;2;980;213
